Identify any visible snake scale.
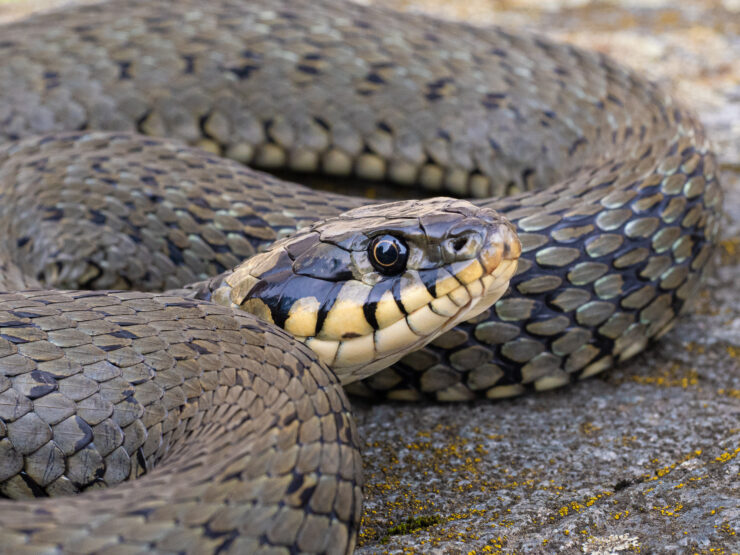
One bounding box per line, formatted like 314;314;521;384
0;0;723;552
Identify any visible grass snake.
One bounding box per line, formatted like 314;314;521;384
0;0;723;552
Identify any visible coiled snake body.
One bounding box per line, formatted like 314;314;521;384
0;0;723;552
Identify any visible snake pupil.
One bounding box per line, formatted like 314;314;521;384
369;235;408;275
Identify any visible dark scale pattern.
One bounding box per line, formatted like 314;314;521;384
0;133;362;293
361;126;722;400
0;0;695;197
202;197;518;383
0;290;362;553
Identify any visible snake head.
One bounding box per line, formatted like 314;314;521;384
210;198;520;383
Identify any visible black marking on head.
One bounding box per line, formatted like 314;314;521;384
253;251;294;281
417;268;440;299
293;242;354;281
315;281;344;336
245;273;291;328
273;275;337;334
363;278;395;331
391;278;408;316
285;232;319;260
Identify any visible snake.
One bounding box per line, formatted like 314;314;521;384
0;0;723;552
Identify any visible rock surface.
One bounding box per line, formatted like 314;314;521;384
353;1;740;553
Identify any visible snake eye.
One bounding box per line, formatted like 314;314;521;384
369;235;408;275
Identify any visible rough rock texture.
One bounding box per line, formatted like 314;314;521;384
353;1;740;553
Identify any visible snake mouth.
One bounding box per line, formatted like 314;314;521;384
301;231;521;384
205;198;521;384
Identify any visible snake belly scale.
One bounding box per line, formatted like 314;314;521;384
0;0;723;553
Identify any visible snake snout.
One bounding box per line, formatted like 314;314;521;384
206;197;522;383
442;228;484;262
441;207;521;273
480;217;521;275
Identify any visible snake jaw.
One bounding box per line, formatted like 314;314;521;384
211;199;521;383
325;240;520;383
